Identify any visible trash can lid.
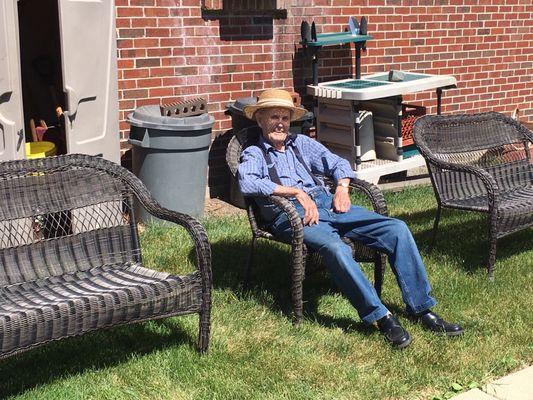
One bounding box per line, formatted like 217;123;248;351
225;97;257;115
227;97;313;121
127;105;215;131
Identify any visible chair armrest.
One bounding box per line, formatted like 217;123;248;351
348;178;389;216
268;195;305;238
325;176;388;216
245;194;304;244
139;197;211;280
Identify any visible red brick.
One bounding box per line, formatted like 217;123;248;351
144;7;170;17
115;19;131;29
145;28;170;37
117;7;143;17
147;48;172;57
123;89;149;99
119;28;145;38
123;69;150;79
131;0;154;5
135;58;161;68
149;87;174;97
131;18;158;28
137;78;162;88
134;38;160;48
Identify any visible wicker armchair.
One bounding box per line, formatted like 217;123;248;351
413;112;533;277
226;127;388;323
0;154;212;360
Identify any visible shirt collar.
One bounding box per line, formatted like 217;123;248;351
258;133;297;153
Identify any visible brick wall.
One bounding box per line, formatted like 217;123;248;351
115;0;533;198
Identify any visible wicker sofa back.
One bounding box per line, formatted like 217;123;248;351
0;161;138;286
414;112;532;203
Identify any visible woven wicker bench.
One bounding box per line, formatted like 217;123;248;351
0;154;212;360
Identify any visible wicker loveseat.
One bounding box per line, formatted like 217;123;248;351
0;154;211;360
226;127;388;323
413;112;533;277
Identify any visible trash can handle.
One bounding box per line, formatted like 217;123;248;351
129;128;151;148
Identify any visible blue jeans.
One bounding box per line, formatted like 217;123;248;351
269;186;436;324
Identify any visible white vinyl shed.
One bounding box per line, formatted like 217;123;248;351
0;0;119;163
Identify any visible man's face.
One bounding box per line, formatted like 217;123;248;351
256;107;291;147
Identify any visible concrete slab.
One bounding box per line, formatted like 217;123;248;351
483;366;533;400
450;388;497;400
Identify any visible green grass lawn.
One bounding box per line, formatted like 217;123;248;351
1;185;531;400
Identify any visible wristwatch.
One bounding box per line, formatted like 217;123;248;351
337;182;349;188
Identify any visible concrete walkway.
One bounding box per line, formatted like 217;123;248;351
450;366;533;400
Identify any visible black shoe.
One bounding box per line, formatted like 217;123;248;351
415;311;464;336
377;314;412;349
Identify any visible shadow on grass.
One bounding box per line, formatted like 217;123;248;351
209;238;380;336
395;207;532;274
207;206;531;331
0;319;194;398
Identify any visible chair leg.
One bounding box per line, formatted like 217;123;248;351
197;306;211;353
429;205;442;251
487;218;498;280
197;266;212;353
243;236;256;290
373;253;386;298
291;243;306;325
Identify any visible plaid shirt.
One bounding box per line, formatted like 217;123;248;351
238;134;355;198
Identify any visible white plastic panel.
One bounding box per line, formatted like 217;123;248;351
0;0;25;161
307;73;456;101
58;0;119;163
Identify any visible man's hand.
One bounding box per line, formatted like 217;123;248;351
272;185;319;225
333;185;351;213
295;190;319;225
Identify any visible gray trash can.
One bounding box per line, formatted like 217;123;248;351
127;105;214;221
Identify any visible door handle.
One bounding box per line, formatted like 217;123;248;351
64;87;97;117
64;86;79;115
0;91;13;105
16;129;24;151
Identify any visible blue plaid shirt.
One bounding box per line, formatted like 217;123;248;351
238;134;355;198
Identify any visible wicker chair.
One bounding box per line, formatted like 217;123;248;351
413;112;533;277
0;154;212;360
226;127;388;323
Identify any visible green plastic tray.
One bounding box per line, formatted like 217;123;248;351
325;79;390;90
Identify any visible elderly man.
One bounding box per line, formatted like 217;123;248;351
237;89;463;348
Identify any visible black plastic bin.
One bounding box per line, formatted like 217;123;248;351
127;105;214;221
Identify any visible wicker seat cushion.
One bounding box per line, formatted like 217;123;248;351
0;263;202;357
445;185;533;213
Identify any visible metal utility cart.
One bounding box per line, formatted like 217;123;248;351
301;22;457;184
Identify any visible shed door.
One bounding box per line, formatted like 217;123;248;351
0;1;25;161
58;0;120;163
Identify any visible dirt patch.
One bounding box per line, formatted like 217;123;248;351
204;198;246;218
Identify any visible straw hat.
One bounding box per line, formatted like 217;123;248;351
243;89;307;121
